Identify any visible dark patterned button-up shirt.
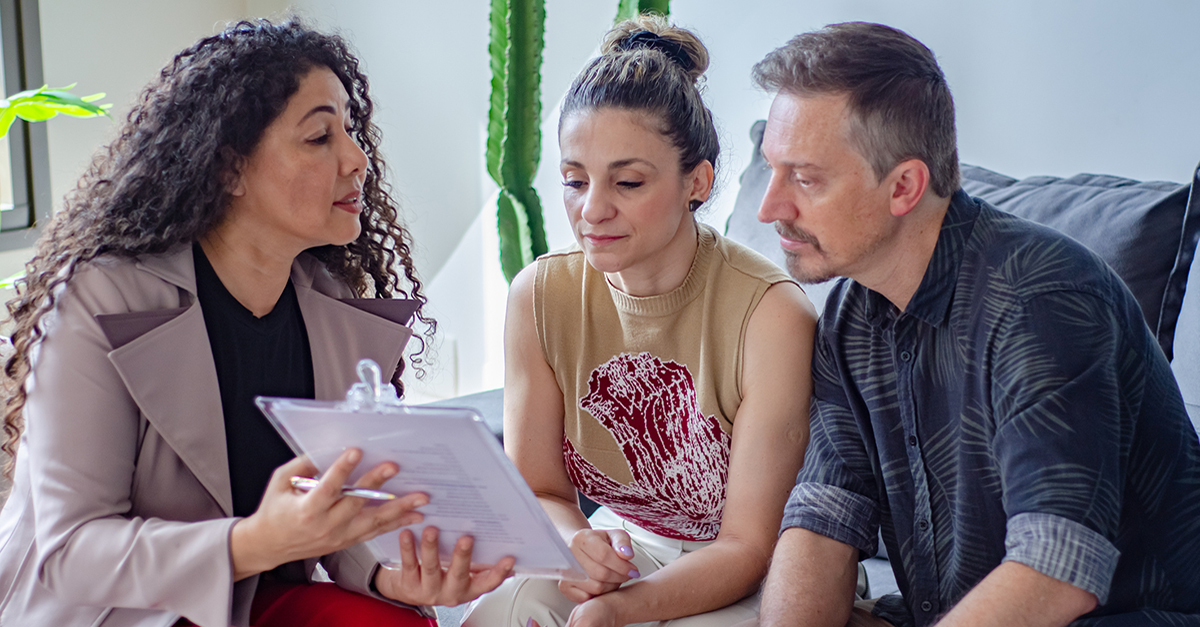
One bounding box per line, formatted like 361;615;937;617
782;191;1200;627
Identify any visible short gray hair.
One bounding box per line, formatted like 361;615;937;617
753;22;959;198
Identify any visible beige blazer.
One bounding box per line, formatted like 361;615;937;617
0;246;420;627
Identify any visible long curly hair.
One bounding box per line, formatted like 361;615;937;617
2;18;435;477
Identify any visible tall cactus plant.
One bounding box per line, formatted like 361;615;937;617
488;0;549;284
487;0;671;283
614;0;670;22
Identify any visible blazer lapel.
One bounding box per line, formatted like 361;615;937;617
98;248;416;518
296;287;416;401
106;303;233;516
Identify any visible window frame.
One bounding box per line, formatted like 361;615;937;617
0;0;51;251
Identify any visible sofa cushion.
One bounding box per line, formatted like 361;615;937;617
1170;190;1200;431
959;164;1199;360
725;119;1200;360
421;388;504;439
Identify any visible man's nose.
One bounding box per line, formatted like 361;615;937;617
757;171;795;224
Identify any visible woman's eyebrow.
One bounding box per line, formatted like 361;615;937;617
298;102;351;124
609;158;655;170
559;157;657;170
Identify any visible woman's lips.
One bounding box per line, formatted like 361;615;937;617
334;194;362;214
584;234;625;246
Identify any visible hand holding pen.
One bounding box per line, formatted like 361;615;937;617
290;476;398;501
229;448;430;581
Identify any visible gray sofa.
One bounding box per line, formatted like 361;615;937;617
427;120;1200;617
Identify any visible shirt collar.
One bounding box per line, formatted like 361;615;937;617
134;245;321;296
891;189;981;328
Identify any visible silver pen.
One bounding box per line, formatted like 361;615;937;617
290;476;397;501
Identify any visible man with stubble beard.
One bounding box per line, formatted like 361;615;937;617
742;21;1200;627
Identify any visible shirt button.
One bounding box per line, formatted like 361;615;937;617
908;435;917;446
921;601;933;612
918;518;929;531
900;350;912;362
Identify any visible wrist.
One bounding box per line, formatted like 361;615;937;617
230;516;277;580
371;564;398;600
590;588;630;624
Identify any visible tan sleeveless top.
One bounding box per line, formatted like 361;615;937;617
533;224;795;540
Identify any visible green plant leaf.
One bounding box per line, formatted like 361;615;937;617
13;103;57;122
501;0;545;193
496;191;535;283
0;109;16;137
614;0;670;22
642;0;670;16
486;0;508;185
0;85;112;130
33;91;109;117
615;0;638;22
511;185;547;258
0;271;23;289
488;0;548;280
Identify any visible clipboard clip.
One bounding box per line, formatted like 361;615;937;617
345;359;403;410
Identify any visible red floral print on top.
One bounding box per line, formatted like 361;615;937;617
563;352;731;541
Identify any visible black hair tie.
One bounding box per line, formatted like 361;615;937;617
619;30;695;73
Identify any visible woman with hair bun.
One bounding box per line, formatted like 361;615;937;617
0;19;512;627
463;16;816;627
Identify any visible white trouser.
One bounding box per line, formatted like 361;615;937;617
460;507;760;627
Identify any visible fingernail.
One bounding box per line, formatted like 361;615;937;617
347;448;361;463
526;619;534;627
381;466;397;479
628;569;640;579
618;545;634;557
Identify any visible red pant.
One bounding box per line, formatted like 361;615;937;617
175;581;437;626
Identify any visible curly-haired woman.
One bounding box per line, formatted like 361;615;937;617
0;19;511;627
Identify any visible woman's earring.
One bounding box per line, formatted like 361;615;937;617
688;199;702;212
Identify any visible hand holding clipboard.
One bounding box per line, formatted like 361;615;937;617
258;359;585;580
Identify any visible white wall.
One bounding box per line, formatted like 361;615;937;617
0;0;291;289
17;0;1200;399
355;0;1200;399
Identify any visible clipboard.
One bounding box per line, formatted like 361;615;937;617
257;360;585;580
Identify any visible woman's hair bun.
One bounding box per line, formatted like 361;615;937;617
601;14;709;83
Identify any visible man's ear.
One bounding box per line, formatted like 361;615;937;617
686;159;716;205
887;159;930;217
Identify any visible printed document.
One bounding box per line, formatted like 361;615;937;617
257;398;584;579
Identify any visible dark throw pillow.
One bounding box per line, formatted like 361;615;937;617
960;164;1198;360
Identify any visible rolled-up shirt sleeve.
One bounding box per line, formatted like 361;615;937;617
781;320;881;558
1003;512;1120;603
992;289;1133;602
782;482;879;556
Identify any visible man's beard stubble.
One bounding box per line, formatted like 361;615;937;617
777;223;836;285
